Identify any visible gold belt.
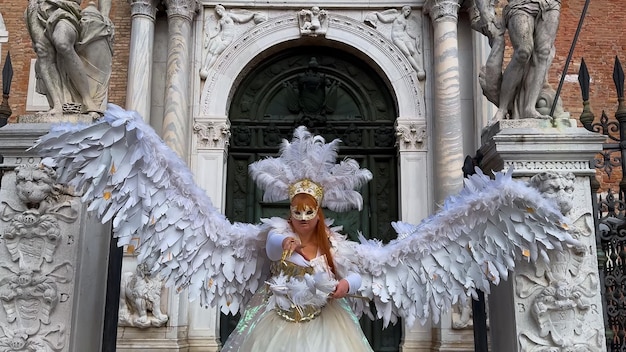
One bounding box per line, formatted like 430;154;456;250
269;260;325;322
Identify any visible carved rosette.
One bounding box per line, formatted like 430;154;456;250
395;121;426;151
193;119;231;149
0;165;77;351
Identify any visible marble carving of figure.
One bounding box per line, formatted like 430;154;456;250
118;263;168;328
25;0;114;117
199;5;266;79
472;0;561;122
365;6;426;81
299;6;328;36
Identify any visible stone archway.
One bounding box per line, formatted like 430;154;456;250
190;9;431;351
198;13;424;120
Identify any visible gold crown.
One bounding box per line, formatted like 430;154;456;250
288;179;323;205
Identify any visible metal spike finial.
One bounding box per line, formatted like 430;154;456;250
578;58;594;131
613;56;624;99
579;58;590;102
614;56;626;122
2;52;12;96
0;52;12;127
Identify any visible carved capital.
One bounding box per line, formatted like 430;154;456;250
128;0;159;20
395;121;426;151
193;118;231;150
164;0;198;21
424;0;461;23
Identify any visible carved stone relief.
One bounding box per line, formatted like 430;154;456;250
0;164;77;351
364;6;426;80
298;7;328;37
395;121;426;151
515;172;604;351
200;5;267;79
118;263;168;328
193;119;231;150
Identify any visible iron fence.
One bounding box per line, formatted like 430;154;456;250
580;56;626;351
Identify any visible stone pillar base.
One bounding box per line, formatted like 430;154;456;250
480;117;607;352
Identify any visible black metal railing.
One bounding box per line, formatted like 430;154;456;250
579;56;626;351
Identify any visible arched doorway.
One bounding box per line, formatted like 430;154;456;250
222;45;402;351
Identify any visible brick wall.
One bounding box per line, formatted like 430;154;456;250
550;0;626;191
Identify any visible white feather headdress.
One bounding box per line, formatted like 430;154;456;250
249;126;373;212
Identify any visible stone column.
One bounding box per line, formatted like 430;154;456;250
395;120;433;352
480;118;607;352
162;0;197;158
425;0;464;205
424;1;473;351
0;124;111;352
185;116;231;351
126;0;158;122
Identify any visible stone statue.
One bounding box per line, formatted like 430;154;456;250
298;7;328;36
471;0;562;122
118;263;168;328
199;5;266;79
25;0;114;118
365;6;426;81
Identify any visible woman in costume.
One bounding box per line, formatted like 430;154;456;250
34;105;580;350
222;189;372;351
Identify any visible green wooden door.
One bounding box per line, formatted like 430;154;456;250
221;46;401;351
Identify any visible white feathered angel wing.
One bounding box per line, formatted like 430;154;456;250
32;104;268;315
336;168;580;328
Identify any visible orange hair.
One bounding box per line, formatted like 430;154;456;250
290;193;336;275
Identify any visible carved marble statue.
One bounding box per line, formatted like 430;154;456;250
25;0;114;117
298;7;328;36
365;6;426;81
471;0;562;122
199;5;267;79
118;263;168;328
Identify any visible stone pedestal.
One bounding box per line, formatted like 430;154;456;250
480;118;608;351
0;124;111;352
